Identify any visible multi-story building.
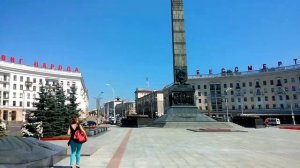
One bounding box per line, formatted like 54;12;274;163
135;89;164;118
187;63;300;124
103;98;123;123
0;56;89;123
115;101;136;117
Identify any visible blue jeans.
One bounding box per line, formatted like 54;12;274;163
70;140;82;165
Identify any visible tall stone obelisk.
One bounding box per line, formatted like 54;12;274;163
152;0;215;125
172;0;188;84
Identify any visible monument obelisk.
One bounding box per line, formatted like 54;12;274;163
153;0;215;125
172;0;188;84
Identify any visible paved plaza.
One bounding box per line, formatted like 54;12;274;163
53;126;300;168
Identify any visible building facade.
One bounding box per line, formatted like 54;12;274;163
115;101;136;117
0;57;89;122
135;89;164;118
187;63;300;123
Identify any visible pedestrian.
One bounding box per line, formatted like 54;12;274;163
264;118;269;127
67;116;87;168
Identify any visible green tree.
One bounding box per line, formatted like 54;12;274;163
67;85;81;120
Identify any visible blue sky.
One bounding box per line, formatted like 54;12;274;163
1;0;300;110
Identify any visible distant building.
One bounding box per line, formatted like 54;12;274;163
187;62;300;123
115;101;136;117
0;56;89;122
135;89;164;118
103;99;122;120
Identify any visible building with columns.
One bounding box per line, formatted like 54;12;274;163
187;62;300;124
0;56;89;123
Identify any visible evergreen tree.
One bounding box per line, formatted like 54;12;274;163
41;85;57;137
52;83;67;135
67;85;81;120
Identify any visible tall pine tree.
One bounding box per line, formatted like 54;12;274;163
67;85;81;120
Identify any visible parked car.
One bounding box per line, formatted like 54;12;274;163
267;118;281;125
83;121;97;126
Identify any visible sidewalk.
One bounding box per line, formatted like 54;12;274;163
53;126;300;168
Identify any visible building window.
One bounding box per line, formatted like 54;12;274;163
232;105;235;110
33;94;36;99
19;101;23;107
293;94;297;100
258;105;262;109
242;82;246;87
204;85;207;89
291;77;295;83
231;98;234;102
27;93;30;99
26;77;30;81
284;79;288;83
198;99;201;103
27;101;30;107
12;111;16;121
271;88;275;93
263;81;267;85
245;105;248;109
33;78;36;83
13;84;17;90
198;92;201;96
295;103;299;108
20;85;23;90
204;99;207;103
13;92;16;98
33;86;36;91
265;96;268;101
13;101;16;106
231;91;234;95
20;93;23;98
279;95;283;100
238;105;241;109
13;75;17;81
204;92;207;96
270;80;274;85
257;97;261;102
292;86;296;91
286;95;290;100
266;104;270;109
251;97;254;102
264;88;268;93
273;104;276;108
39;79;43;84
20;76;23;82
238;98;241;102
272;96;275;101
223;84;227;88
67;81;70;86
280;104;284;109
199;106;202;110
230;83;233;88
244;97;247;102
284;87;289;92
249;82;252;87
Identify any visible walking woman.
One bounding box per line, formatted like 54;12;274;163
67;116;87;168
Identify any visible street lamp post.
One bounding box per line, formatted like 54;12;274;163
106;84;116;124
94;91;104;124
225;88;232;122
281;89;296;125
